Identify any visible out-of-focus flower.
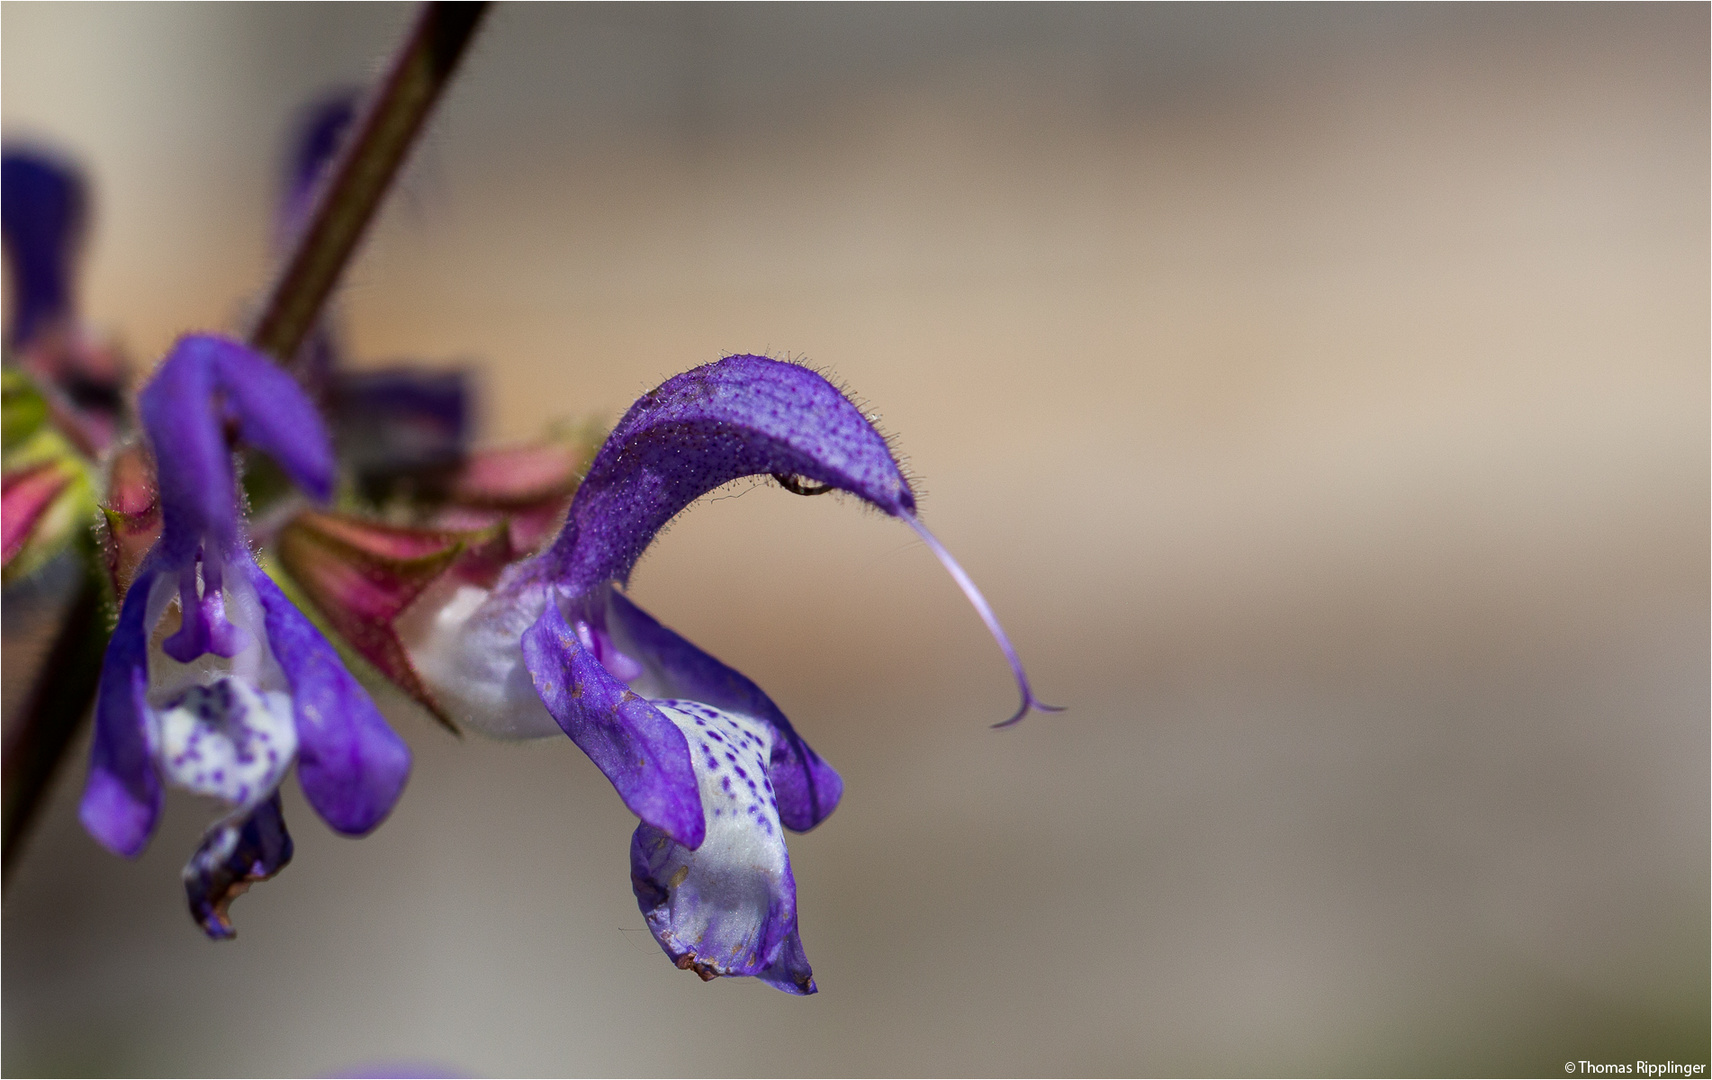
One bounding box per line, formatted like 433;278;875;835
1;147;127;586
78;334;410;938
1;150;81;350
374;354;1056;992
271;92;475;501
1;148;128;455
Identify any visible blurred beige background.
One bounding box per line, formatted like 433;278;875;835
3;3;1707;1076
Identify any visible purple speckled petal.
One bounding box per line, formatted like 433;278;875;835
520;595;704;848
79;562;164;858
183;791;295;940
543;355;915;595
629;700;815;995
244;559;410;835
604;589;842;832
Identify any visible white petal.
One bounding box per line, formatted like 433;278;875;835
396;573;561;739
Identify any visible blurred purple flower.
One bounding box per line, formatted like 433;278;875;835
78;334;410;938
398;354;1057;992
1;148;83;351
273;92;474;498
1;147;128;455
278;91;359;248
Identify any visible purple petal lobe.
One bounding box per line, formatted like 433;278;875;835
209;340;335;501
244;559;410;835
543;355;915;594
629;702;815;994
520;595;704;848
79;563;164;857
183;792;295;940
604;589;842;831
140;335;335;573
140;337;239;564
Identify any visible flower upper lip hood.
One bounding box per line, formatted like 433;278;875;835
537;352;1056;731
79;334;410;937
538;353;917;596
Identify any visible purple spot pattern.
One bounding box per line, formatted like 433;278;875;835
628;701;815;995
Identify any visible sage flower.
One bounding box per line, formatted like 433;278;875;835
391;354;1056;991
79;334;410;937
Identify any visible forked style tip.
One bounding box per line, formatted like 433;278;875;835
905;515;1063;728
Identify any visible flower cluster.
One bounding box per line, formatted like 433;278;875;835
4;99;1055;994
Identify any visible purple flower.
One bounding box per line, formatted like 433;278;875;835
398;354;1056;992
78;334;410;938
2;147;128;454
1;149;83;350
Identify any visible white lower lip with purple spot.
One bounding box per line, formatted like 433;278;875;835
153;676;297;808
642;701;791;964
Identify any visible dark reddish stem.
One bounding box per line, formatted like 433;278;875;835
249;1;488;362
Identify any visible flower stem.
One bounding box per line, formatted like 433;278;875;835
1;554;106;885
0;1;488;885
248;1;489;362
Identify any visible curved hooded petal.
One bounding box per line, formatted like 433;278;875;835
604;589;842;832
245;558;410;836
208;341;336;503
139;335;335;571
630;700;816;995
542;354;916;596
137;338;239;565
138;335;337;667
520;596;704;848
79;563;167;858
184;792;295;939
